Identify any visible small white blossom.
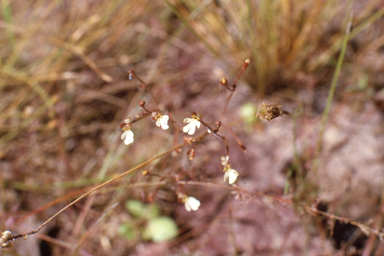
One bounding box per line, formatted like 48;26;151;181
184;196;201;212
121;129;134;145
183;118;201;135
224;168;239;184
156;114;169;130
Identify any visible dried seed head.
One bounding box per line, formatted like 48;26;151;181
256;102;283;121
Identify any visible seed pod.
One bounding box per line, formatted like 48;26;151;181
256;102;284;121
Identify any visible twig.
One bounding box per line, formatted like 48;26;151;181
220;59;250;119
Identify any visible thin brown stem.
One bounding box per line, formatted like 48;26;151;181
282;110;293;117
220;90;234;120
131;112;151;124
128;69;160;108
220;122;246;153
220;58;250;118
200;120;229;156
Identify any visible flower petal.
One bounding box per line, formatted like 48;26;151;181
224;169;239;184
187;124;196;135
183;123;192;134
224;171;229;182
160;116;169;130
121;131;127;140
123;130;134;145
184;196;200;212
161;121;169;130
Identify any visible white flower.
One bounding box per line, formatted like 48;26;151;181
184;196;201;212
156;114;169;130
183;118;201;135
121;129;134;145
224;168;239;184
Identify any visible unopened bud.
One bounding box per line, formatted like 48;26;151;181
139;101;146;107
183;136;195;145
219;78;228;87
187;148;195;160
244;58;250;69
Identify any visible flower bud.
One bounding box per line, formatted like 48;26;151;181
219;78;228;87
187;148;195;160
139;101;146;107
183;136;195;145
244;58;250;69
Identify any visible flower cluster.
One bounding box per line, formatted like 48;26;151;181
120;111;203;146
1;230;13;249
221;156;239;184
120;110;171;146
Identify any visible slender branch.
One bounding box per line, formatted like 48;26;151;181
220;122;246;152
220;90;235;120
128;69;160;108
131;112;151;124
9;143;184;241
220;59;250;118
200;120;229;156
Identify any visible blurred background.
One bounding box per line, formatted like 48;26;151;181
1;0;384;255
